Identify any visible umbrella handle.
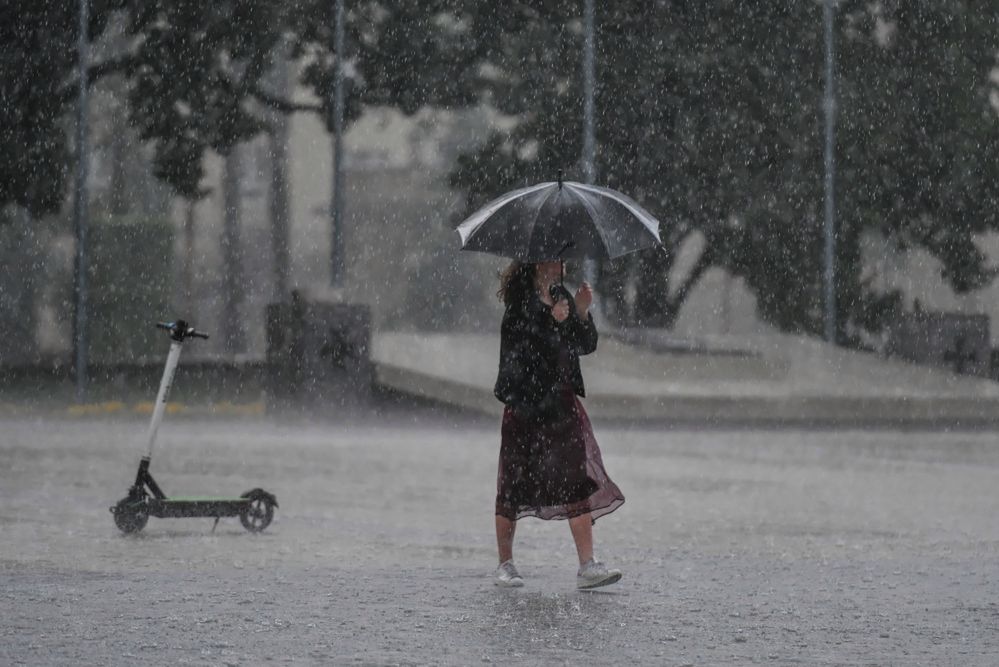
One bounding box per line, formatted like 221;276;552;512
550;283;570;305
554;242;574;291
549;273;573;305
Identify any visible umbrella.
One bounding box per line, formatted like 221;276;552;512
455;173;662;263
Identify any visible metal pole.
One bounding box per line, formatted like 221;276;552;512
822;0;837;344
330;0;346;288
144;341;183;459
582;0;597;288
182;199;196;313
73;0;91;402
582;0;596;185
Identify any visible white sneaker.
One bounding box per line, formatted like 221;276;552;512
495;560;524;588
577;559;622;590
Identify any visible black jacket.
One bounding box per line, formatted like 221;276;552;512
493;288;598;419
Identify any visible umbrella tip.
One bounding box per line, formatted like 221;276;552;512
557;169;563;189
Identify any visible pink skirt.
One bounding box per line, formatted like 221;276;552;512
496;390;624;522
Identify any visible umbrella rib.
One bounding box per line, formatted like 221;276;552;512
525;185;560;260
571;189;614;256
571;182;661;238
456;182;552;245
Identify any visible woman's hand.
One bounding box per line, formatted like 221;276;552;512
551;299;570;323
575;282;593;318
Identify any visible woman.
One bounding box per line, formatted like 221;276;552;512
493;259;625;589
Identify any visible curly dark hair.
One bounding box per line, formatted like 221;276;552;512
497;261;536;306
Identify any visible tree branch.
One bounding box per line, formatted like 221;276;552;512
226;43;323;116
664;239;716;326
251;85;322;114
56;54;136;106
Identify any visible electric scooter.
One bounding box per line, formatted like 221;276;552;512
110;320;278;534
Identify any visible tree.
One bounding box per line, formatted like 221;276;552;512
429;1;999;340
5;1;998;344
0;0;475;218
833;1;999;332
1;0;288;217
0;0;485;356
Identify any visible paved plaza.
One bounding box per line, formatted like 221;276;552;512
2;413;998;665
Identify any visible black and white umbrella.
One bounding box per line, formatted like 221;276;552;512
456;176;662;263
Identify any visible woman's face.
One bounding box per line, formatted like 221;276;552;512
535;260;563;285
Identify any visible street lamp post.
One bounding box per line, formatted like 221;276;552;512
822;0;838;344
73;0;91;402
582;0;597;288
330;0;346;288
582;0;596;185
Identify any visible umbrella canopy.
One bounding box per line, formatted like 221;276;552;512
456;179;662;263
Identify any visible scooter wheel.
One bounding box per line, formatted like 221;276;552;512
112;498;148;534
239;496;275;533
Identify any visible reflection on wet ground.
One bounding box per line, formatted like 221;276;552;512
2;418;999;665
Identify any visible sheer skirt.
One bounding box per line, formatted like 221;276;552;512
496;388;624;522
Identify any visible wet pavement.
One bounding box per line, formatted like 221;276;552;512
2;413;999;665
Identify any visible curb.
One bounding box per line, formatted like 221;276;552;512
0;401;267;419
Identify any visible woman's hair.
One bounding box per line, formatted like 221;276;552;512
497;261;536;306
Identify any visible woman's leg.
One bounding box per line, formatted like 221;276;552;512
496;515;516;563
571;512;621;588
568;513;594;565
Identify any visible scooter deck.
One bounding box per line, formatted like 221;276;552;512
162;496;251;502
147;497;250;519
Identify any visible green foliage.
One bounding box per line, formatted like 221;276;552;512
438;1;999;339
86;215;173;363
1;1;87;217
837;0;999;296
0;0;488;218
4;0;998;342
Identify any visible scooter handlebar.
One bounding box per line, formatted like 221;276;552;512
156;320;210;341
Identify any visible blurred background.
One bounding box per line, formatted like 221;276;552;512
2;1;998;409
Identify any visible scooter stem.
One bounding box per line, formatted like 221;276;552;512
145;339;184;459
